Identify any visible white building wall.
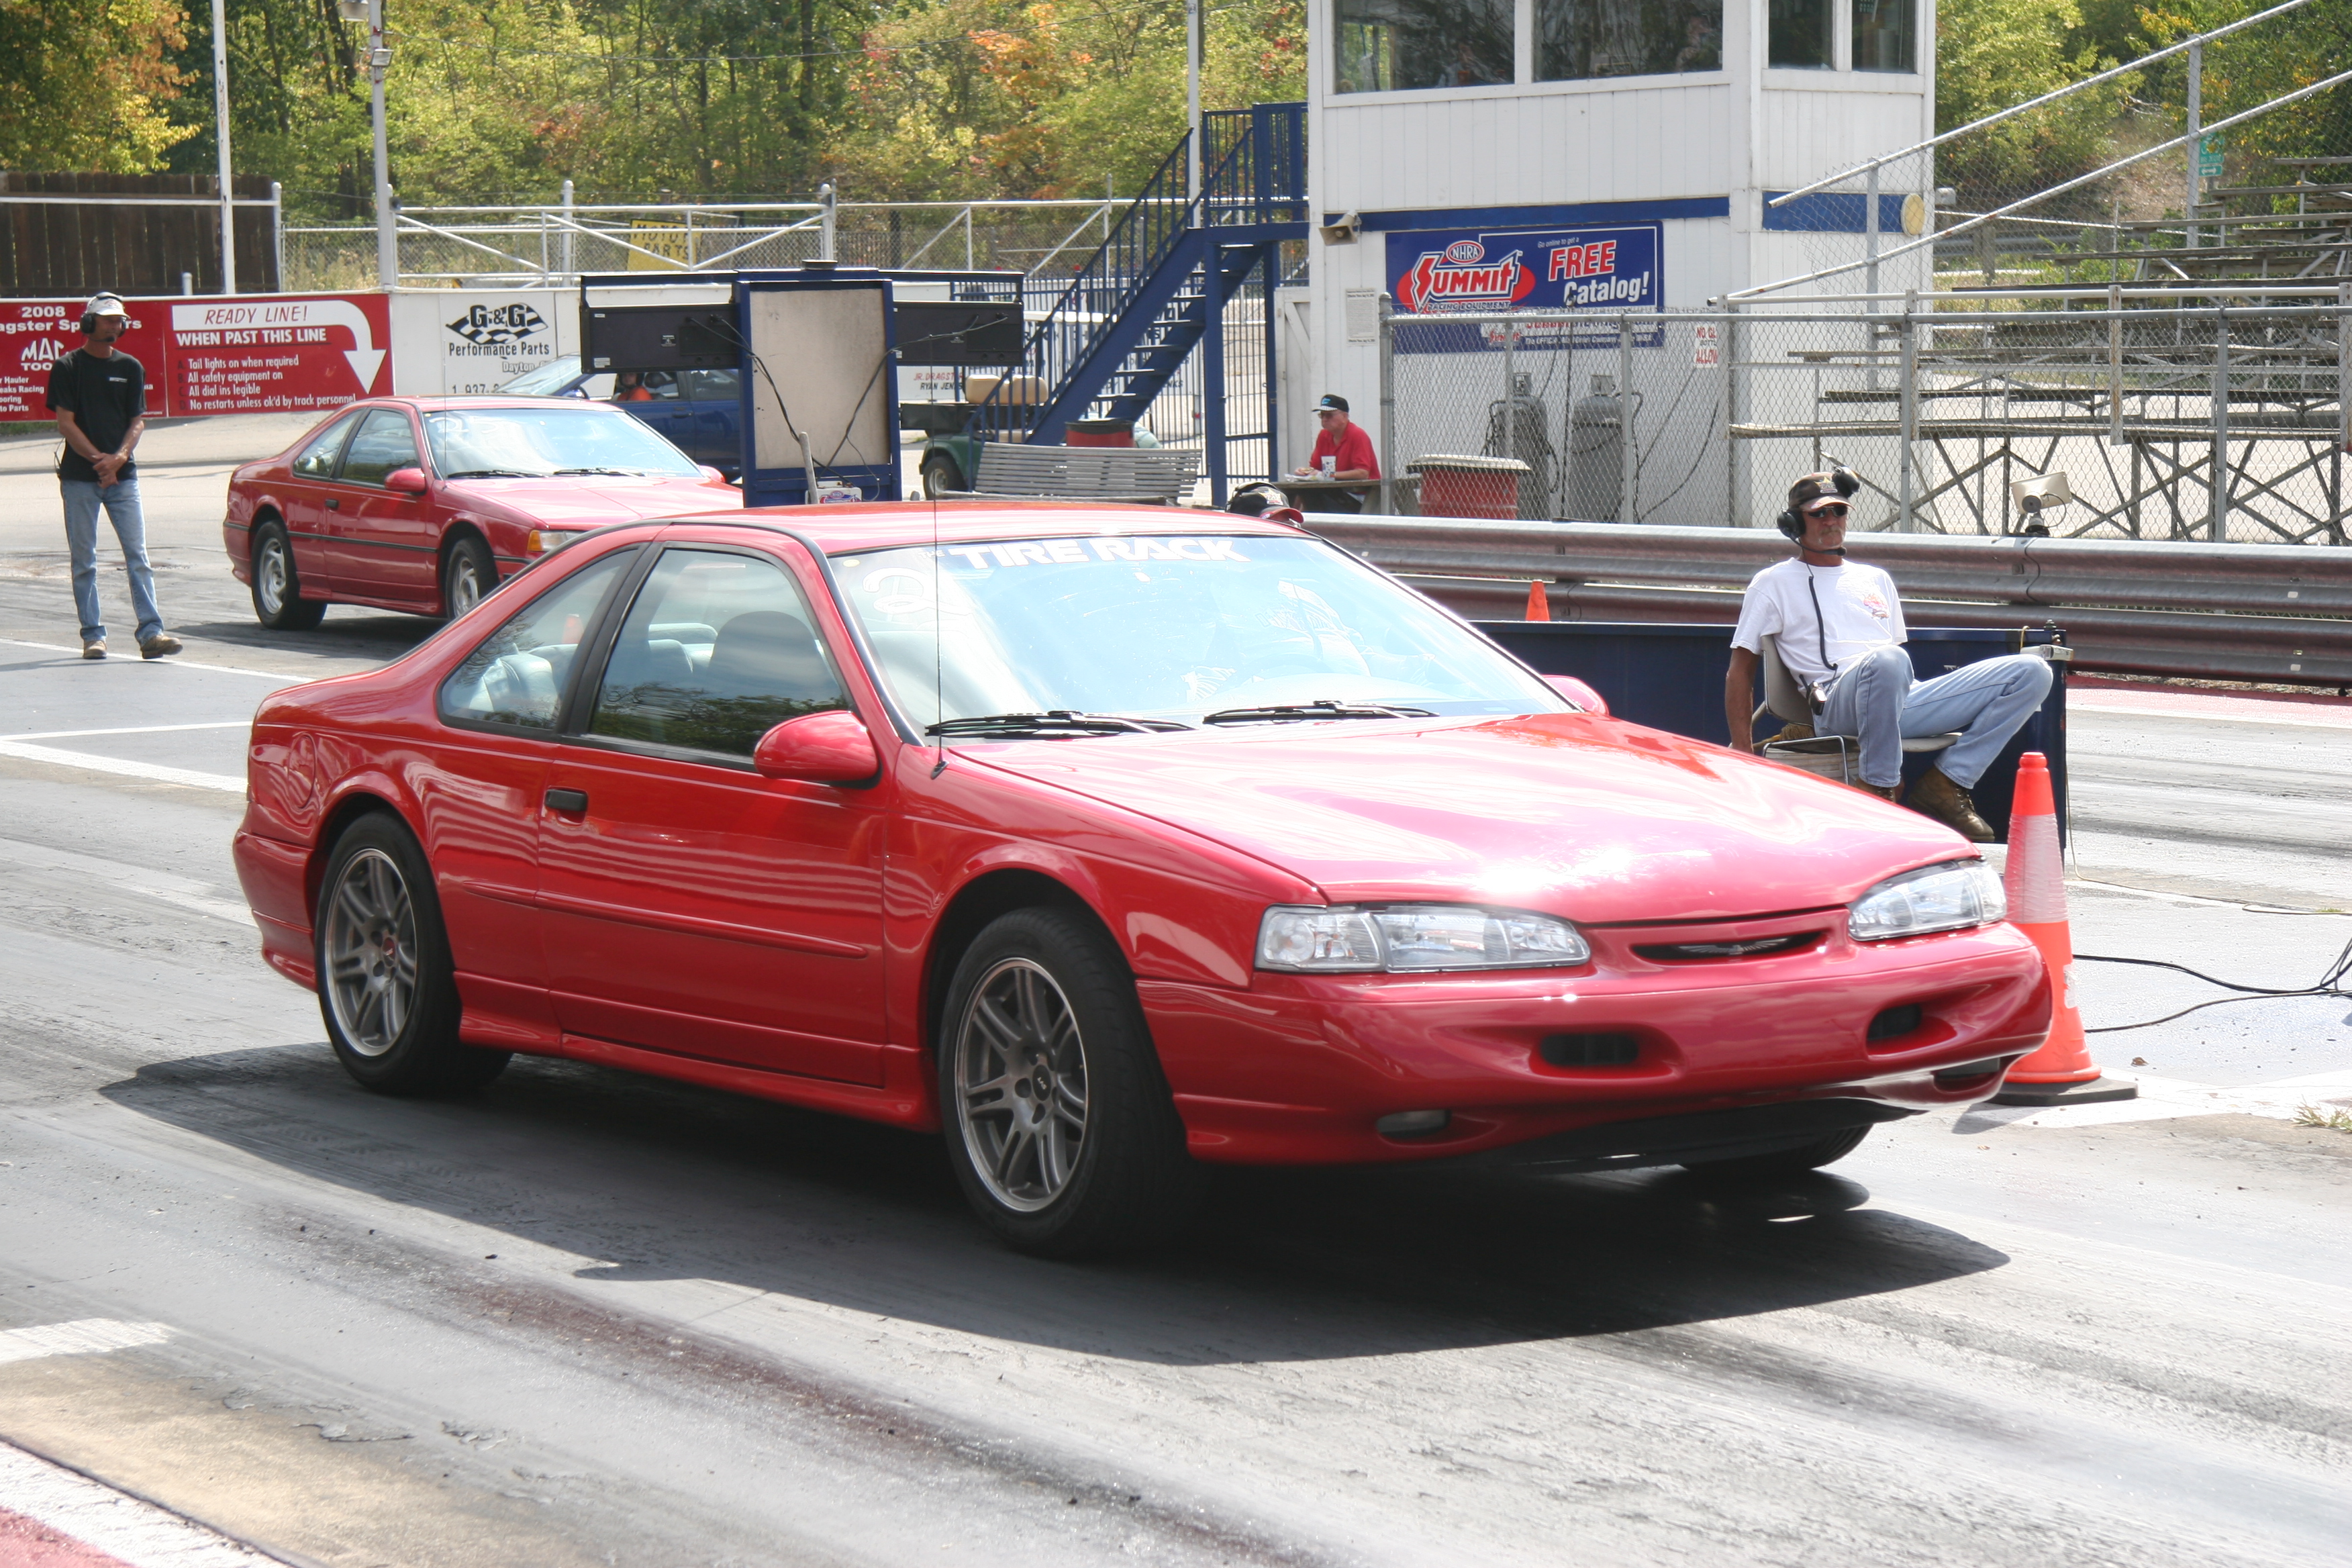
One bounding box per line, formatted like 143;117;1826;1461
1299;0;1934;476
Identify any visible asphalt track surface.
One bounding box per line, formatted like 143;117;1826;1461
0;420;2345;1567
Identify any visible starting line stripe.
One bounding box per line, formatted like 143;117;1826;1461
0;1440;280;1567
0;740;244;794
0;640;299;683
3;723;250;741
0;1319;173;1368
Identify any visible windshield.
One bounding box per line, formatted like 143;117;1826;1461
424;404;701;479
497;356;581;396
833;533;1565;730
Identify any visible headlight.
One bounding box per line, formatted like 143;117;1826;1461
1256;903;1589;973
1848;859;2006;942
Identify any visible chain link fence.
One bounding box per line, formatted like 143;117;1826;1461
1381;297;2352;544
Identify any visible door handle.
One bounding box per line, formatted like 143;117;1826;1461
324;498;340;511
544;787;589;814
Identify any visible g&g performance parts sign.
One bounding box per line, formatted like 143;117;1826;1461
1385;223;1664;349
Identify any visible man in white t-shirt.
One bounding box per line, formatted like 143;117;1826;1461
1723;471;2052;840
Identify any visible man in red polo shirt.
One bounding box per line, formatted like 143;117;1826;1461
1293;393;1379;514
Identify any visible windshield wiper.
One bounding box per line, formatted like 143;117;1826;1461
1202;699;1436;725
444;468;545;479
553;466;647;476
926;710;1193;739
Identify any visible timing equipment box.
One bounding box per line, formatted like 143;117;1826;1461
579;281;740;371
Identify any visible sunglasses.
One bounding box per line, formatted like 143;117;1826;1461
1805;503;1850;519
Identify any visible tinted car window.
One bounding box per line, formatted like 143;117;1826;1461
291;411;362;478
438;550;634;730
340;409;422;487
588;548;847;758
678;369;741;401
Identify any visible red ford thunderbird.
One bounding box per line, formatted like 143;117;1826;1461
224;396;740;628
232;504;2050;1256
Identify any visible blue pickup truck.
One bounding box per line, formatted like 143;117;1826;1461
499;356;742;479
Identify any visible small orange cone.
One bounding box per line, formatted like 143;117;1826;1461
1991;753;2136;1105
1525;580;1551;621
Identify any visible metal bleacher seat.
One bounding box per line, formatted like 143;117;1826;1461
940;443;1202;505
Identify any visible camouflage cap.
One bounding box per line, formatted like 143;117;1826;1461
1787;472;1848;513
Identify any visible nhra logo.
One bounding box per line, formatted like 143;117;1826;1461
446;302;547;346
18;336;65;373
1396;243;1534;312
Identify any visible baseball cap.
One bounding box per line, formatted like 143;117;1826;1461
1787;472;1847;513
84;293;128;320
1314;393;1349;413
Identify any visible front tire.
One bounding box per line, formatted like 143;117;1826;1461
441;534;495;620
920;452;965;499
1679;1126;1870;1180
316;813;509;1096
939;908;1202;1257
250;520;326;630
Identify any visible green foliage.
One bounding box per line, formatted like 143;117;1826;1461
148;0;1302;212
0;0;197;171
1935;0;2135;202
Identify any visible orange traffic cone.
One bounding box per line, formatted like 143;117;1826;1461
1991;752;2136;1106
1525;580;1551;621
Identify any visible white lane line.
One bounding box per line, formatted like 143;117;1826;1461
2070;695;2352;731
0;835;256;926
0;1440;281;1567
0;1318;173;1367
0;640;299;683
4;723;249;741
0;740;244;794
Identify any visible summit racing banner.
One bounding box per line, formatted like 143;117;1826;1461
0;292;391;420
1385;222;1664;350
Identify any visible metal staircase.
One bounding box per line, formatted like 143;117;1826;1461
973;101;1307;500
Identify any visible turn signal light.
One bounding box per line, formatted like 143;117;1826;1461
526;530;579;554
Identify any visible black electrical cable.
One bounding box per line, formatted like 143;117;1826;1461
2076;936;2352;1032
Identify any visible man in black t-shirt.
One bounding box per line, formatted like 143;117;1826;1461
46;293;179;659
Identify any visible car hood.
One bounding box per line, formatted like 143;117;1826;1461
441;476;739;524
975;713;1972;924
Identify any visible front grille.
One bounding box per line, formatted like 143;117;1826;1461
1539;1032;1640;1068
1632;931;1822;963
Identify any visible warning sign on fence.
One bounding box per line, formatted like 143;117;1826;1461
0;292;391;420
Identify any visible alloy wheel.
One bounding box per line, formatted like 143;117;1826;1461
323;847;418;1057
953;957;1090;1212
256;535;290;618
448;558;486;618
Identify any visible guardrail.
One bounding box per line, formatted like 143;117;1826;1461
1302;514;2352;687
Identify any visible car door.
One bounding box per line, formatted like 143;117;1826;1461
677;369;742;471
277;409;363;591
328;407;440;607
536;539;890;1083
426;543;643;1049
615;370;693;453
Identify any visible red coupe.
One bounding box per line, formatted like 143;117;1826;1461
232;504;2050;1256
224;396;741;628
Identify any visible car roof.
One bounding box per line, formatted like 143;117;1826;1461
655;501;1310;553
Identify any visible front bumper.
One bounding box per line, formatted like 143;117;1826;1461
1142;913;2051;1165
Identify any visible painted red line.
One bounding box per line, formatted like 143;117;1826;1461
0;1502;136;1568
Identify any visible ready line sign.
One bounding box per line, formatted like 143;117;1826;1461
0;291;391;420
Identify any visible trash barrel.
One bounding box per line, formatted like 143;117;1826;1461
1067;418;1136;448
1408;454;1532;519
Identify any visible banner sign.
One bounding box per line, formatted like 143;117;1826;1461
0;292;391;420
1385;223;1664;350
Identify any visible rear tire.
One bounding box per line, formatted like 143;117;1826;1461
920;452;965;499
938;908;1202;1257
315;812;510;1097
441;534;496;620
250;519;326;630
1679;1126;1869;1180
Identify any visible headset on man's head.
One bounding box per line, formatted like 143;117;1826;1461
1775;461;1861;542
80;294;127;336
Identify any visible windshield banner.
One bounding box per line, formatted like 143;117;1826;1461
1385;222;1664;351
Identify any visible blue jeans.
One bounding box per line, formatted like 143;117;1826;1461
61;477;162;645
1820;645;2053;789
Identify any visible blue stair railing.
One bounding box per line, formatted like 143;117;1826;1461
972;102;1305;451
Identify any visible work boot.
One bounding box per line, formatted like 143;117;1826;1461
1904;767;1996;842
1856;781;1899;801
81;638;105;660
138;633;183;660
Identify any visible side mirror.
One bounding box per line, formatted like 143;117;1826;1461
752;709;879;785
1543;673;1609;716
386;467;429;495
698;466;726;483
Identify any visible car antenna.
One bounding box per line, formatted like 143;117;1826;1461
930;409;948;779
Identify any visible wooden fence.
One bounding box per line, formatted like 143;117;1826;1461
0;173;279;297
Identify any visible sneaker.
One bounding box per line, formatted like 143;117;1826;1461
138;633;183;660
81;638;105;660
1904;767;1996;842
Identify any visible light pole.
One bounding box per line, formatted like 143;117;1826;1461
209;0;234;294
340;0;395;287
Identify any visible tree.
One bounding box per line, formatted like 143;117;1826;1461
0;0;195;172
